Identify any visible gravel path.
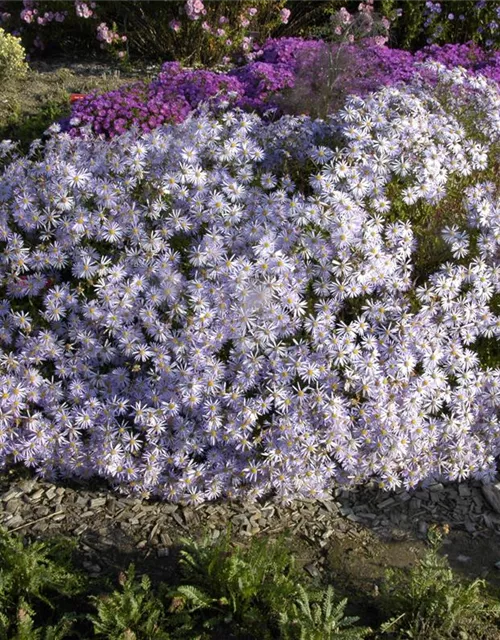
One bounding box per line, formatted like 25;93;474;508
2;472;500;585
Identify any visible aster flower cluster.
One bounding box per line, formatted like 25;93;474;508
2;63;500;503
65;38;500;139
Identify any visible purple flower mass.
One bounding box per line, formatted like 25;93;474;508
64;39;500;139
2;63;500;503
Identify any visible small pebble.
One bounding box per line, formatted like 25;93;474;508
456;555;471;563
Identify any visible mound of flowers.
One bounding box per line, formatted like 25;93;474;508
2;63;500;503
64;38;500;139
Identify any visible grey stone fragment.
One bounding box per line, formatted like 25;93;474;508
5;515;24;529
74;524;88;535
457;555;471;563
90;498;107;509
305;563;321;579
5;499;21;514
481;483;500;514
2;488;23;502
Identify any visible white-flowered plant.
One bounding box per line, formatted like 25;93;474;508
1;62;500;503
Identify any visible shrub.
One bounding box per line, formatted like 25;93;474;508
378;525;500;638
85;0;291;66
89;564;169;640
0;527;84;639
292;1;500;52
2;64;500;502
0;1;291;65
0;27;27;82
172;533;301;637
279;584;371;640
0;0;127;58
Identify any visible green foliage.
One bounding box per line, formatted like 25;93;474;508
378;526;500;639
279;1;336;40
171;533;302;637
0;99;70;154
375;0;498;51
90;0;287;66
89;564;169;640
0;27;27;82
0;527;84;640
279;584;372;640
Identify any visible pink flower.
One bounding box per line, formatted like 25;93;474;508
185;0;205;20
216;28;226;37
279;8;291;24
348;34;355;42
374;35;388;46
169;19;181;32
334;25;343;35
339;7;352;25
75;1;93;19
240;17;250;28
219;16;228;24
247;7;258;16
20;9;33;23
201;21;211;32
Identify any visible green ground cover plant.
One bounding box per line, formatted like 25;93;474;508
378;526;500;639
1;524;500;639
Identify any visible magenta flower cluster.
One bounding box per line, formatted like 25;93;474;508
66;63;243;137
65;38;500;139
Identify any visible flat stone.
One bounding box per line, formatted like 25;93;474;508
481;483;500;514
418;521;428;536
90;498;107;509
83;561;101;574
5;515;24;529
458;485;471;498
52;513;66;522
45;487;57;501
457;555;471;563
160;532;172;546
305;563;321;578
5;499;21;514
2;488;23;502
74;524;88;535
379;498;396;509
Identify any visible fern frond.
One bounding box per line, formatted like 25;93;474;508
175;585;216;612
